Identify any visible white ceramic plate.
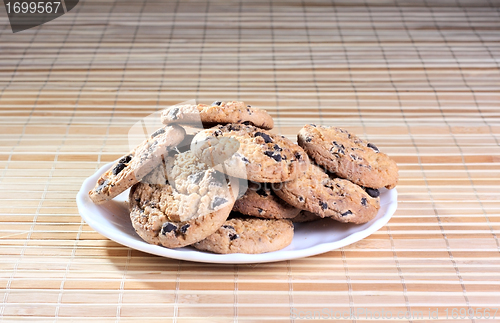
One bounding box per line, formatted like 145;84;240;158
77;162;397;264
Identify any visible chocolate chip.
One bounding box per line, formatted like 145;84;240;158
298;196;304;202
148;140;158;153
226;124;241;132
350;154;362;161
168;107;180;120
320;201;328;210
180;224;190;234
256;188;269;197
274;144;282;152
367;143;379;153
119;155;132;164
161;222;177;235
264;151;282;162
151;128;165;138
332;141;345;155
222;225;235;230
255;132;273;143
229;233;239;241
212;197;228;209
188;172;204;184
361;197;367;206
112;162;126;175
247;105;252;108
212;101;222;106
365;187;380;198
341;210;352;217
305;137;312;143
95;180;109;193
294;152;302;160
258;208;264;214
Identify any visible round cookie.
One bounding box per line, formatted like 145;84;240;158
89;125;185;204
233;181;301;219
161;101;274;130
192;124;309;183
272;163;380;224
129;151;239;248
290;211;321;223
297;124;398;189
192;217;294;254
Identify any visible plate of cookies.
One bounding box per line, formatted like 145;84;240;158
77;101;398;264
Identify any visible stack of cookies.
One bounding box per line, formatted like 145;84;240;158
88;101;398;254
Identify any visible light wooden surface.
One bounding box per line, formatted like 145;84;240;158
1;0;500;321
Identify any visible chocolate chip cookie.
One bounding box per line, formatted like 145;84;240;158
129;151;239;248
192;217;294;254
161;101;274;130
272;163;380;224
192;124;309;183
290;211;321;223
88;124;185;204
233;181;301;219
297;124;398;189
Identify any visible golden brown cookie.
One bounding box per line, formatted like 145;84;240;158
88;125;185;204
161;101;274;130
233;181;301;219
192;217;294;254
192;124;309;183
290;211;321;223
129;151;239;248
272;163;380;224
297;124;398;189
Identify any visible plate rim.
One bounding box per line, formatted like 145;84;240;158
77;162;397;264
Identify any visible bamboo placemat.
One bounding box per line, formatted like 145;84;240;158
1;0;499;321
